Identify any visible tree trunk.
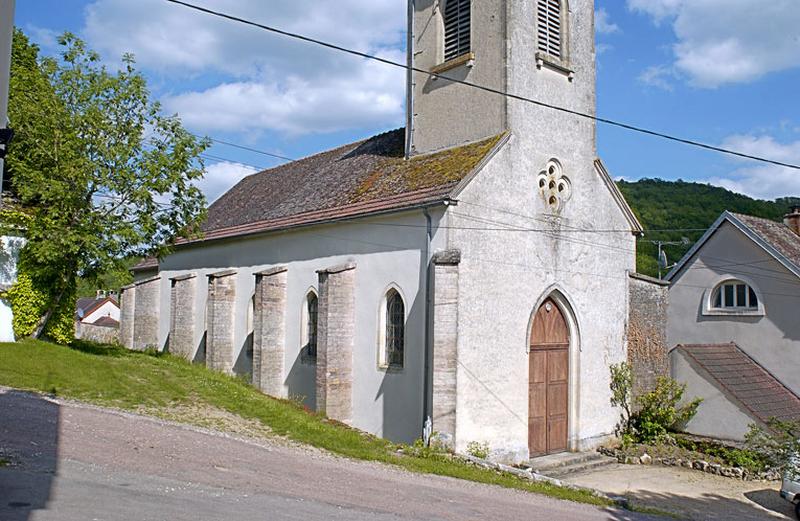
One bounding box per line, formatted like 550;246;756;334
31;286;66;339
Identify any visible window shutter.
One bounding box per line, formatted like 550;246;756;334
444;0;471;62
537;0;562;60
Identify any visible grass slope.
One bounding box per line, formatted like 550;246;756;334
618;178;800;277
0;339;615;508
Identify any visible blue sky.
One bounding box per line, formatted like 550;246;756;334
13;0;800;203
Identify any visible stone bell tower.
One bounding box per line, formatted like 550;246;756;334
406;0;597;160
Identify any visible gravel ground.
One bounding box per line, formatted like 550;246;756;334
0;388;660;521
566;462;794;520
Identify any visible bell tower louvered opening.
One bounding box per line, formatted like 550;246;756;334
443;0;471;62
537;0;563;60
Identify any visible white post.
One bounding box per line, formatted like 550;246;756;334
0;0;16;206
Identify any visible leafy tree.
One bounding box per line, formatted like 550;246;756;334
7;30;208;339
746;419;800;479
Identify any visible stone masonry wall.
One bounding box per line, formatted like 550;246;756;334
253;267;288;397
316;263;355;423
119;284;135;349
206;270;237;374
432;250;460;447
75;322;119;344
133;276;160;351
628;273;670;400
169;274;196;360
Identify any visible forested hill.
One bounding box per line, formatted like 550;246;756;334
616;178;800;277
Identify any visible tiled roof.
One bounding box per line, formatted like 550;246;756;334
133;129;505;271
677;343;800;425
75;296;119;320
92;316;119;328
197;128;503;240
730;213;800;270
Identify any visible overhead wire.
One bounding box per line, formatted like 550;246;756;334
164;0;800;171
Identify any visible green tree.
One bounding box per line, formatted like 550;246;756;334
7;30;208;340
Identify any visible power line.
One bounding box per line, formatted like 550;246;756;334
193;133;295;162
199;153;265;171
165;0;800;172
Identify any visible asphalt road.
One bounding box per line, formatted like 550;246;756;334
0;389;657;521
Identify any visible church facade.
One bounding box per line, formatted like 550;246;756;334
122;0;642;462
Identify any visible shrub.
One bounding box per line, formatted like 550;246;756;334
466;441;491;460
2;271;75;344
745;419;800;479
609;364;701;445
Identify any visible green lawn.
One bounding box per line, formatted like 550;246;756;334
0;339;617;508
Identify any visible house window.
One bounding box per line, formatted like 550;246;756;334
443;0;471;62
537;0;564;60
711;281;759;310
378;288;405;369
302;291;318;360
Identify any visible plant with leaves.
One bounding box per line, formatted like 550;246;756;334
7;30;208;340
609;364;701;445
745;419;800;479
610;362;635;443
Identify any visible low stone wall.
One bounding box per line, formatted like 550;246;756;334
75;322;119;345
599;447;781;481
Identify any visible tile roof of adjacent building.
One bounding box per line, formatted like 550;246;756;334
730;212;800;269
676;343;800;426
666;211;800;281
75;296;119;321
92;316;120;328
133;129;507;272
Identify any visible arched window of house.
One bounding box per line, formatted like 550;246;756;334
302;291;318;360
710;280;759;311
383;289;405;368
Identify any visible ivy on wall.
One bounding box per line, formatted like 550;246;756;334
1;271;75;345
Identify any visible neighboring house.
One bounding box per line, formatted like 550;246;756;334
122;0;644;462
76;293;120;326
0;235;24;342
666;209;800;441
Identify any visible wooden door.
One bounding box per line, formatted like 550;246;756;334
529;299;569;457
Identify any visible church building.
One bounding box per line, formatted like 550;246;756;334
123;0;643;462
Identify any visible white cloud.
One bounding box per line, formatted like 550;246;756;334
638;65;675;91
706;135;800;200
627;0;800;88
595;8;620;34
197;161;258;203
82;0;407;135
163;50;405;135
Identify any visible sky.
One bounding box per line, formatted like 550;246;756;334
12;0;800;204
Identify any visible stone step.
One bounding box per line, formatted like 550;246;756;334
545;457;616;478
528;451;615;477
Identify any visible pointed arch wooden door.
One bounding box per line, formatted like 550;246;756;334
529;299;569;457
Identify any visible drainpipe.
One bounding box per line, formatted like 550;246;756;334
404;0;415;159
422;207;433;436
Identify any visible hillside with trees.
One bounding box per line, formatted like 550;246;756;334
617;178;800;278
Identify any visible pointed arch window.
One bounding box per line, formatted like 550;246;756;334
378;288;406;369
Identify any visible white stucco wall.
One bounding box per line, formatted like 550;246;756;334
145;210;446;443
671;350;755;441
667;221;800;396
0;235;24;342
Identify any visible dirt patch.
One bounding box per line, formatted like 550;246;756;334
137;403;280;444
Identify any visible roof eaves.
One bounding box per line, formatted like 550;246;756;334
664;211;732;282
594;159;644;235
